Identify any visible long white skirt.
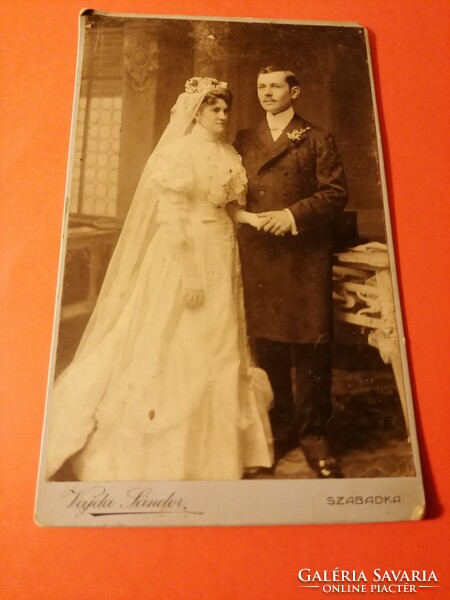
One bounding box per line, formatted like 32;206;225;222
47;212;273;481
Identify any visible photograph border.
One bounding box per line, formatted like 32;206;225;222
35;10;425;528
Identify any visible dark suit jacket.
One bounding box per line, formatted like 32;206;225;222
234;114;348;343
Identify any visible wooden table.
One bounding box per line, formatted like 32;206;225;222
60;222;120;321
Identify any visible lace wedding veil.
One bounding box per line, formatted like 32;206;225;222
72;77;228;361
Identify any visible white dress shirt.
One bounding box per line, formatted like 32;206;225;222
266;106;295;141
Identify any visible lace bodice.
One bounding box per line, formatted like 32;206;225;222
147;126;248;289
151;126;248;222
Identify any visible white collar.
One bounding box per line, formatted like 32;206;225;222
266;106;295;131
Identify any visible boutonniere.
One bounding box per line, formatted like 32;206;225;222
286;127;310;143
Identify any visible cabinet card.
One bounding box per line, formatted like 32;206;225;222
35;10;424;527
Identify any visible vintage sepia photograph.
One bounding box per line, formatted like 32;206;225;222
35;11;424;526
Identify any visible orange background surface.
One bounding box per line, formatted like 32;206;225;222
1;1;449;598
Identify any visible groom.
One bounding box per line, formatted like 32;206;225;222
234;66;348;478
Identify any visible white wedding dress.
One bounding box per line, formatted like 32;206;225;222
46;125;273;481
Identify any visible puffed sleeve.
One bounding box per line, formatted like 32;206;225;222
150;144;194;223
150;143;202;291
225;147;248;207
151;143;194;193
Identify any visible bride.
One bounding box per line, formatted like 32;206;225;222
45;77;274;481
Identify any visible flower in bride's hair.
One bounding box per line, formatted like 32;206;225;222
185;76;228;94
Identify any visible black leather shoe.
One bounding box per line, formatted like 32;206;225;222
300;435;344;479
313;457;343;479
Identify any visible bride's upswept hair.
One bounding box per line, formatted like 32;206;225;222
201;86;233;108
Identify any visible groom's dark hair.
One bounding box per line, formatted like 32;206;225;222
257;66;300;90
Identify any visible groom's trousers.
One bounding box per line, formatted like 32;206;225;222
253;338;333;454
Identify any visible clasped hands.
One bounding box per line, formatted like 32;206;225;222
245;210;292;236
181;209;293;308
